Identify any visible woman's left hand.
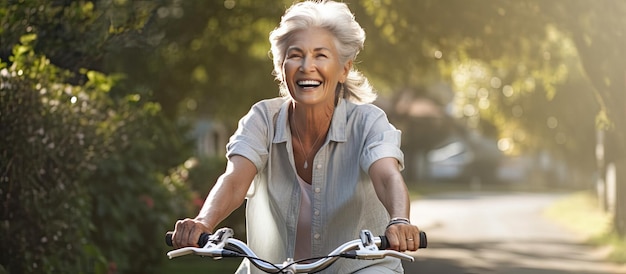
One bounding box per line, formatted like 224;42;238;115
384;222;421;252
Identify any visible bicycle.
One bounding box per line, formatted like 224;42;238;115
165;227;427;274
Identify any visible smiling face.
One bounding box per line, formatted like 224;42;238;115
282;27;351;107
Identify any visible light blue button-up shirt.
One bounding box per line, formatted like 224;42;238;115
227;97;405;274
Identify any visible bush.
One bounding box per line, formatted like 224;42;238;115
0;34;108;273
86;96;193;273
0;35;194;273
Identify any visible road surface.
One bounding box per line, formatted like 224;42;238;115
402;191;626;274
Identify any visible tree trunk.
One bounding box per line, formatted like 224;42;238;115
615;158;626;235
566;1;626;235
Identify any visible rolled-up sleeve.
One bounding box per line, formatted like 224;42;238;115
360;110;405;172
361;129;404;172
226;103;270;172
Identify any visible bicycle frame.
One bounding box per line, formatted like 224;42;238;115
166;227;427;274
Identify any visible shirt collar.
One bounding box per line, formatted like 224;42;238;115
273;98;348;144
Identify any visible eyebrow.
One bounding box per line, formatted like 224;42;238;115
286;46;332;53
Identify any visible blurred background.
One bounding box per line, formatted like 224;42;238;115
1;0;624;273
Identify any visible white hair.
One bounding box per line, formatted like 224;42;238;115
269;0;377;104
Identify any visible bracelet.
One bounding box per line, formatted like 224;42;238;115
390;217;410;223
386;217;411;229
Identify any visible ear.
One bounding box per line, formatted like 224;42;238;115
341;60;352;83
281;61;287;83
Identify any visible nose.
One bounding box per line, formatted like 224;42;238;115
300;56;314;72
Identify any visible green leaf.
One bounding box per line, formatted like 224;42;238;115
19;33;37;44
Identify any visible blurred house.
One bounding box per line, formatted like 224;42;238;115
191;119;229;158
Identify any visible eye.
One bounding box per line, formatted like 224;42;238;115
286;51;303;59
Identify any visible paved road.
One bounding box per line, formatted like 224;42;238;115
401;191;626;274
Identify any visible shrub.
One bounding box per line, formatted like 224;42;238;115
0;35;193;273
0;34;108;273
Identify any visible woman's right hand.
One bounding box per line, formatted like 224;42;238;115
171;218;212;249
171;155;256;249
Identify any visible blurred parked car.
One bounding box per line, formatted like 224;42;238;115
422;131;503;184
425;136;472;181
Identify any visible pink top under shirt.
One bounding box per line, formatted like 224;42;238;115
295;174;313;261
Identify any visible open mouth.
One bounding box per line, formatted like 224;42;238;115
297;80;322;89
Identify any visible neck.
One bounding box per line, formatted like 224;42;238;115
290;102;334;136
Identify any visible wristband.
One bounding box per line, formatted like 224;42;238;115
386;217;411;229
390;217;410;223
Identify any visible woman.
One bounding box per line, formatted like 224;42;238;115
171;1;421;273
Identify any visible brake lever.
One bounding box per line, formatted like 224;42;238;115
358;230;378;251
342;248;415;261
354;250;415;261
167;247;196;259
167;247;226;259
208;227;234;248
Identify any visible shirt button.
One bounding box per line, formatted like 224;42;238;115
314;233;321;239
314;209;320;216
314;187;321;193
316;164;322;169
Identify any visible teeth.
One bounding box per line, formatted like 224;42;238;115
297;80;321;86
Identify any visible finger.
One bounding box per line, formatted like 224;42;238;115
388;224;404;251
396;231;409;252
385;229;400;251
172;220;185;249
188;225;201;247
406;237;416;251
408;227;421;251
400;234;409;252
413;227;422;250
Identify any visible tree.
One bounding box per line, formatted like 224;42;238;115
352;0;625;233
102;1;288;124
551;1;626;234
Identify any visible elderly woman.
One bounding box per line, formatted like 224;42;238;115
171;1;421;273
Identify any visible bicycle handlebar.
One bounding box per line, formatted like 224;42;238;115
165;228;427;274
165;230;427;250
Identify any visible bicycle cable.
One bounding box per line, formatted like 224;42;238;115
276;254;343;274
219;250;283;273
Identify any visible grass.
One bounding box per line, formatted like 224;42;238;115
545;191;626;264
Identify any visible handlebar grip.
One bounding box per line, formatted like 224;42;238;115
165;231;211;247
419;231;428;248
379;231;427;250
